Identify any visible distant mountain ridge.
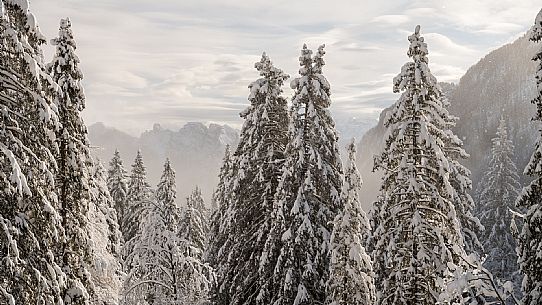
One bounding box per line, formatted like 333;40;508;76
88;122;239;204
358;32;540;208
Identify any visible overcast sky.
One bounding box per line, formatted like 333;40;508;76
31;0;540;135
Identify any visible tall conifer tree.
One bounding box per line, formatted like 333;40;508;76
0;1;66;303
263;44;343;305
516;9;542;305
49;17;94;304
214;53;289;305
107;149;128;238
477;118;521;289
371;26;466;305
124;150;151;244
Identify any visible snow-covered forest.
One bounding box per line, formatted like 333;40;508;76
1;0;542;304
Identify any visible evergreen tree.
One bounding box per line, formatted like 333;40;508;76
476;117;521;289
326;139;375;305
124;150;151;244
371;26;466;305
516;9;542;305
263;44;343;305
179;189;214;304
49;17;94;304
88;160;124;305
206;145;233;296
189;186;209;236
124;159;214;305
0;1;67;303
184;188;207;253
214;53;289;305
107;149;128;238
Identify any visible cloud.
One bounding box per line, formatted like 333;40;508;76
371;15;410;26
30;0;540;135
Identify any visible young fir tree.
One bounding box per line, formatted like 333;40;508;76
184;189;206;259
87;160;123;305
516;9;542;305
326;139;375;305
49;17;95;304
263;44;343;305
476;117;521;288
0;1;66;303
124;159;214;305
371;26;466;305
107;149;128;238
189;186;209;235
206;145;233;294
123;150;151;244
179;189;215;304
214;53;289;305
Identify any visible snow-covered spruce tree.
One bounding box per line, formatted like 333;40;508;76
263;44;343;305
123;150;152;245
516;9;542;305
178;189;215;304
476;117;521;288
184;188;207;254
107;149;128;238
49;17;95;304
87;159;123;305
206;145;233;301
326;139;375;305
371;26;466;305
124;159;214;304
213;53;289;305
189;186;209;235
0;1;66;303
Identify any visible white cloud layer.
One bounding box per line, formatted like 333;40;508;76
31;0;541;135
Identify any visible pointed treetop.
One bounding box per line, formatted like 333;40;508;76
157;158;176;208
344;138;362;189
164;158;172;170
51;17;76;48
299;43;313;76
254;52;289;86
255;52;271;72
224;144;231;158
407;24;428;62
347;137;357;159
313;44;326;73
135;149;144;162
60;17;71;29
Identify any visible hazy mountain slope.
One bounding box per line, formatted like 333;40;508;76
88;122;239;204
358;33;540;208
449;33;539;188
